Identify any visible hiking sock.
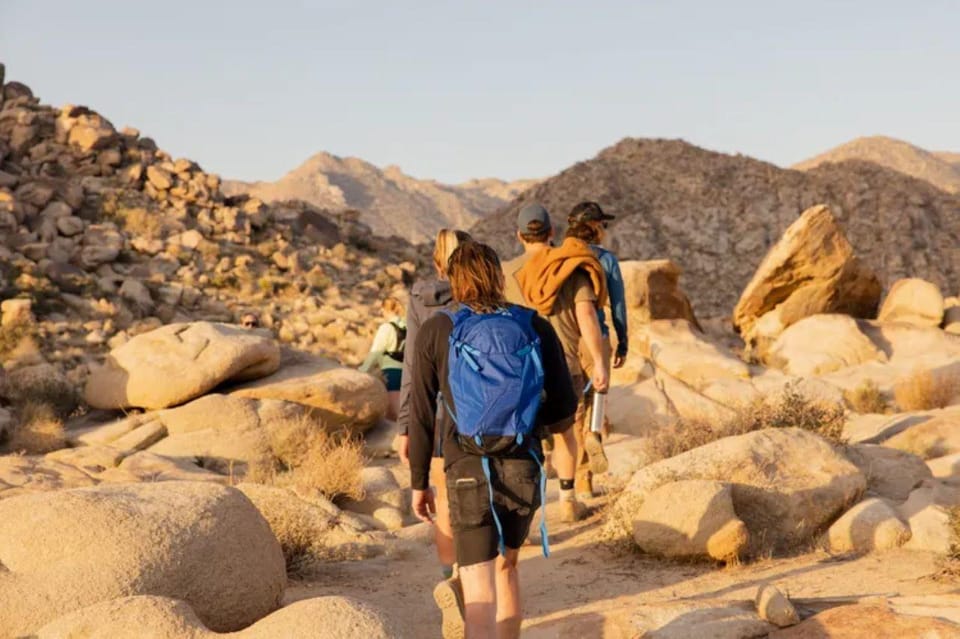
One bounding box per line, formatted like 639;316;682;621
441;565;454;579
559;480;575;502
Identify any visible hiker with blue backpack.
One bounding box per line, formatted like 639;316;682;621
502;203;609;524
565;201;628;500
408;241;577;639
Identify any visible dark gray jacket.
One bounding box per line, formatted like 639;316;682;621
397;279;457;435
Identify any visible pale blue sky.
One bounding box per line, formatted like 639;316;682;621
2;1;957;184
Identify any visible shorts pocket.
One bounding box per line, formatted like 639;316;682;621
447;475;489;529
497;461;541;515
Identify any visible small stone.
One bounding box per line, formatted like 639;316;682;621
56;216;85;237
756;585;800;628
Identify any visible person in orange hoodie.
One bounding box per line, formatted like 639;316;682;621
502;203;608;523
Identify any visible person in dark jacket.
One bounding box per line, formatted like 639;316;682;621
396;228;472;585
409;241;577;639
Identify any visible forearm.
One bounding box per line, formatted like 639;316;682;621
358;351;382;373
576;301;605;368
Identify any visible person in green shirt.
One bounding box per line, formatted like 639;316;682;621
359;296;407;421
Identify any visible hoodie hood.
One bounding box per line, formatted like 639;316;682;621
412;279;453;308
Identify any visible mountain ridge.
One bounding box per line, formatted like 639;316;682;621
223;151;537;243
793;135;960;194
472;137;960;317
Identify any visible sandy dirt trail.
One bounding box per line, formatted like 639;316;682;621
287;435;960;638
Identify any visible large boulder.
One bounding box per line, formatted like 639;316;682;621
632;479;749;561
823;497;911;553
898;479;960;554
145;395;307;470
84;322;281;410
881;407;960;459
765;314;887;376
0;455;98;499
229;355;387;434
770;603;960;638
608;428;866;555
236;483;383;563
944;297;960;334
843;444;932;501
638;320;750;391
733;205;882;359
632;600;775;639
619;259;701;329
36;595;404;639
0;482;285;637
878;278;945;327
73;394;311;473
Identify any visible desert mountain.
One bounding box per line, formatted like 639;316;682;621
934;150;960;170
223;153;536;243
472;138;960;317
793;135;960;194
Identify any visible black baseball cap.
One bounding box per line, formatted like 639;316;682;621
568;201;615;225
517;203;552;232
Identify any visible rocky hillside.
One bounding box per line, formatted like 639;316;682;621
472;138;960;317
935;150;960;169
223;153;537;243
0;64;423;379
794;135;960;194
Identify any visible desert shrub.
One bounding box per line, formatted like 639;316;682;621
645;382;847;463
247;416;366;504
119;206;165;238
844;379;888;414
0;321;34;360
1;364;80;418
894;368;960;411
3;402;66;454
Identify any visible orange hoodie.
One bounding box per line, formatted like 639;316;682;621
516;237;608;316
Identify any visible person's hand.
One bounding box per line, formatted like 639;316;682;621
395;434;410;466
412;489;436;524
613;352;626;369
593;365;610;394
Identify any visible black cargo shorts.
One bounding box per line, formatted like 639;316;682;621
445;455;541;567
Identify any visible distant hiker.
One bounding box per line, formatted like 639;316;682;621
358;295;407;421
502;203;609;522
409;241;576;639
565;201;627;499
239;313;259;329
397;228;472;584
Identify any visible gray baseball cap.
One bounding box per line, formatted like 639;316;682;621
517;203;552;233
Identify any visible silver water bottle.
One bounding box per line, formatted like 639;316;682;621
589;391;607;433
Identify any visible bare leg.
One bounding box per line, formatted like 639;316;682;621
386;390;400;422
459;559;497;639
495;548;522;639
430;458;456;568
551;427;577;482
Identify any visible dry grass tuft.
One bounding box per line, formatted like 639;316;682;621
645;382;847;463
844;379;887;414
894;368;960;411
0;321;35;361
4;402;67;454
247;415;366;504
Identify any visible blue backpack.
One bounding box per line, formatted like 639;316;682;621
440;305;551;557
